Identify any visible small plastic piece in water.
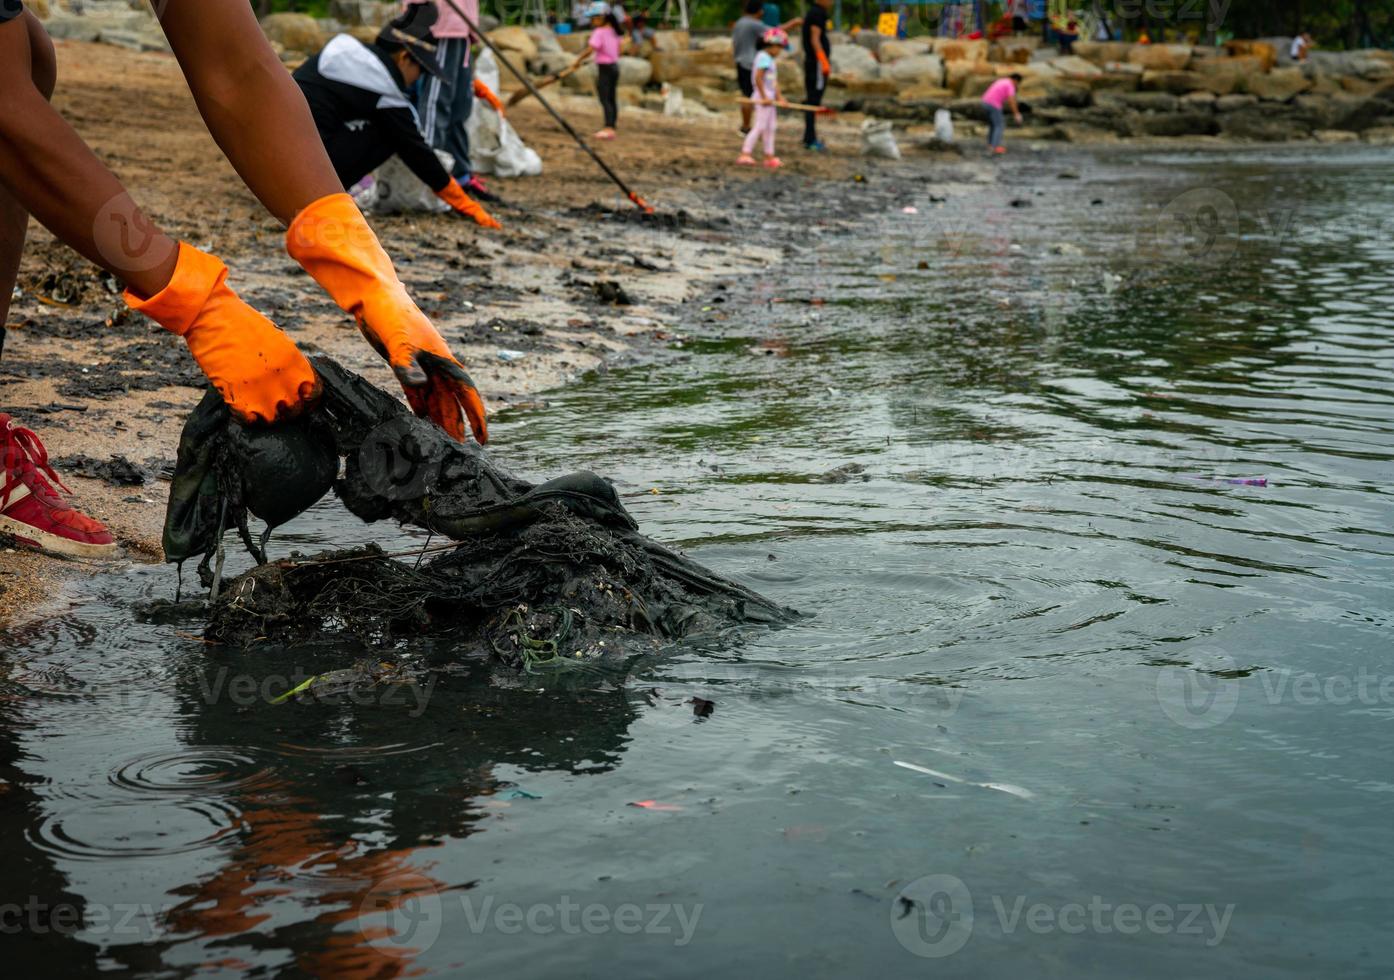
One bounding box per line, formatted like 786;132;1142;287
901;206;918;215
497;349;528;362
1196;476;1268;487
628;800;682;811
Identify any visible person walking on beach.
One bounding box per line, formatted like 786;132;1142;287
1290;30;1314;63
800;0;833;151
733;0;767;134
294;5;501;227
569;2;622;140
982;73;1023;155
0;0;488;559
737;28;790;169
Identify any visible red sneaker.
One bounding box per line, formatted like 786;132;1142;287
0;415;117;559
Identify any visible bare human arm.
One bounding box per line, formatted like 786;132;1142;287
153;0;342;225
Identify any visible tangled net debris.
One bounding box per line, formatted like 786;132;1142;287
165;356;796;667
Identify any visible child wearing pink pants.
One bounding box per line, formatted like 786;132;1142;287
737;28;788;170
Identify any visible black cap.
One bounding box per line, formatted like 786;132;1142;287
377;2;445;79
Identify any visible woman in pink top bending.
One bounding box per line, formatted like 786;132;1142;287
569;2;623;139
981;73;1023;154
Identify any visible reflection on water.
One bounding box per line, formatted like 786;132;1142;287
4;147;1394;977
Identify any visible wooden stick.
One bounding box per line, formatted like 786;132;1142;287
507;53;590;108
738;97;835;113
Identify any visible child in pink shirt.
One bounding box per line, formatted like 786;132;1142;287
570;2;623;139
981;73;1023;154
737;29;789;169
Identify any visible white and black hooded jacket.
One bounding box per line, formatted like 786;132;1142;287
293;34;453;193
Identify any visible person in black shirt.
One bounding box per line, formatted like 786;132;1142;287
800;0;832;150
293;4;499;227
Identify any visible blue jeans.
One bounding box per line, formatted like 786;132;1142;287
418;38;475;181
986;105;1005;150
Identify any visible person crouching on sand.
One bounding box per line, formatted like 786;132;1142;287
737;28;790;170
570;2;623;140
293;4;501;228
981;72;1023;155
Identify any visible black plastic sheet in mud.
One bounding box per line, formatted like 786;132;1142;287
164;356;797;669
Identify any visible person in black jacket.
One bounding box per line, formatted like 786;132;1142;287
293;4;500;228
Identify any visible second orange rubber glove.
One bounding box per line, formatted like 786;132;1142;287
437;179;503;230
285;193;488;445
125;243;319;425
473;78;505;116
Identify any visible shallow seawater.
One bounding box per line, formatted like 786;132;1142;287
5;146;1394;977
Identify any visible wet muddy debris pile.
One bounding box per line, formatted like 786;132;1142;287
170;357;796;666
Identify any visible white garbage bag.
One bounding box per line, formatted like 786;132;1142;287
365;149;455;215
934;108;954;143
861;117;901;160
662;82;685;117
468;49;543;178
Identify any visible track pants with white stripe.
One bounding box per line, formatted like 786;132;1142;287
417;38;474;182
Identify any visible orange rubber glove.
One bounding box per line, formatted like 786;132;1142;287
285;193;488;444
816;49;831;76
473;78;505;116
437;179;503;230
125;243;318;425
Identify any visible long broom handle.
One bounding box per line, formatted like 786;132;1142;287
437;0;653;213
738;97;833;113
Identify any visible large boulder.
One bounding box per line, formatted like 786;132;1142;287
488;25;538;61
1308;49;1394;80
327;1;396;27
932;38;988;63
1017;76;1092;108
1137;110;1219;136
1218;102;1311;140
527;27;563;54
1223;40;1277;71
1192;54;1264;92
879;39;931;62
831;43;879;79
882;54;944;86
648;51;694;83
1215;94;1258;112
569;56;653;90
1073;41;1131;65
651;29;690;52
557;30;590;54
698;36;733;54
1096;90;1179;113
1244;66;1310;102
1049;55;1102;77
945;59;995;94
1141;69;1228;95
989;40;1039;65
260;13;326;54
1127;43;1192;72
1090;71;1141;92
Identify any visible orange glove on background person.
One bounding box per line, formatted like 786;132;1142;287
473;78;505;116
125;244;319;425
286;193;488;444
816;48;831;76
438;179;503;230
